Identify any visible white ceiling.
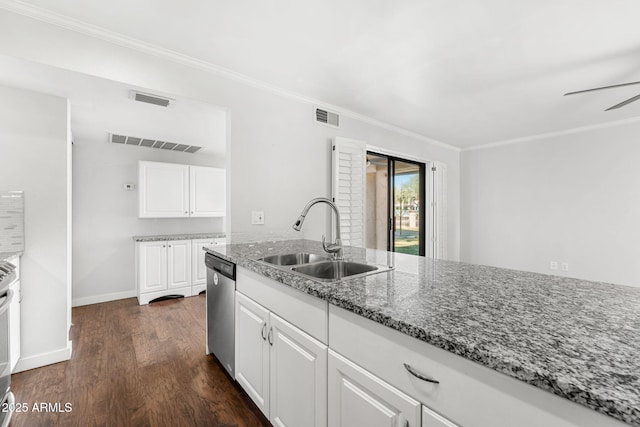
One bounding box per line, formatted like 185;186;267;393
6;0;640;148
0;55;227;156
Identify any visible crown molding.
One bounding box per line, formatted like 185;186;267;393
462;115;640;152
0;0;459;152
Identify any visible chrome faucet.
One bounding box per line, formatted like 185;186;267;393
292;197;343;260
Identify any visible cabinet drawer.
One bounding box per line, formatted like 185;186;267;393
329;305;626;427
237;267;328;344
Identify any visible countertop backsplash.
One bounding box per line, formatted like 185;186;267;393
0;191;24;253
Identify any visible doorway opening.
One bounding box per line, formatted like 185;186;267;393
365;152;426;256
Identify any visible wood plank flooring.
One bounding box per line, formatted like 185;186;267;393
10;295;271;427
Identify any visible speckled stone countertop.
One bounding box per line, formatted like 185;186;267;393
205;239;640;426
0;251;21;262
133;233;226;242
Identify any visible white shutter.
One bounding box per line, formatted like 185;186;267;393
432;161;448;259
332;137;366;248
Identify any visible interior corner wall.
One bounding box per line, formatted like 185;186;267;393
0;9;461;261
460;122;640;287
0;84;72;369
71;137;225;306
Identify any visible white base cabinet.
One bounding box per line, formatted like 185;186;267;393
136;240;191;304
136;237;226;304
235;292;270;415
329;349;421;427
235;292;327;427
192;238;226;295
8;257;20;371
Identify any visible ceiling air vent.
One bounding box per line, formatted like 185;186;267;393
129;90;173;107
314;107;339;128
109;133;203;154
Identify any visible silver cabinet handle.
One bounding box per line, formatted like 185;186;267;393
403;363;439;384
267;327;273;346
261;322;267;340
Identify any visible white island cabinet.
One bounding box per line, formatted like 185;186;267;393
138;161;225;218
228;263;628;427
235;268;328;427
328;349;422;427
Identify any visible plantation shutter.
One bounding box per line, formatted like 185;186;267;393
432;161;448;259
332;137;366;247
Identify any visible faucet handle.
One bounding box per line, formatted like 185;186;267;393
322;235;338;253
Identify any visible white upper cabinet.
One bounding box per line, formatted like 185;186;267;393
139;161;190;218
138;161;226;218
189;166;226;217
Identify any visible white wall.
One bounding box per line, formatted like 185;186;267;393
460;122;640;287
0;10;461;261
0;84;72;370
71;137;225;306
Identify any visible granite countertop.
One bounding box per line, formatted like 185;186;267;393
0;251;22;262
205;239;640;426
133;232;226;242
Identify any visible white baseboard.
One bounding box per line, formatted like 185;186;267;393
72;290;136;307
13;341;72;373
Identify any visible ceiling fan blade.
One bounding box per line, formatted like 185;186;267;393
564;81;640;96
605;93;640;111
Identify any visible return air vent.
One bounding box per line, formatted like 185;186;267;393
129;90;173;107
109;133;202;153
314;107;339;128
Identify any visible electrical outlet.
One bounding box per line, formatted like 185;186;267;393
124;183;135;191
550;261;558;270
251;211;265;225
561;262;569;271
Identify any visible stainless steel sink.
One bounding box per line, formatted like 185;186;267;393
292;260;379;281
258;252;392;281
259;253;330;266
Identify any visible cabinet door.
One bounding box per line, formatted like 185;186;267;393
167;240;191;289
328;349;421;427
422;406;458;427
9;280;20;371
139;161;189;218
138;241;168;293
235;292;270;418
191;240;211;287
269;313;327;427
189;166;226;217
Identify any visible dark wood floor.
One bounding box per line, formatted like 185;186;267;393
10;295;271;427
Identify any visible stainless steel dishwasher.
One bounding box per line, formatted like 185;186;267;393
205;252;236;378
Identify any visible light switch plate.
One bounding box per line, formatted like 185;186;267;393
251;211;265;225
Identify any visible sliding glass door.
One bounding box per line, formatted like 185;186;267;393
365;152;426;256
392;159;424;255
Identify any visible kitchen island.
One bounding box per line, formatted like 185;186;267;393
205;239;639;427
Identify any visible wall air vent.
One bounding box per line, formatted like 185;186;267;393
109;133;202;154
129;90;173;107
314;107;339;128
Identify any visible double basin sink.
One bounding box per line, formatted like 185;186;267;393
258;253;391;281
